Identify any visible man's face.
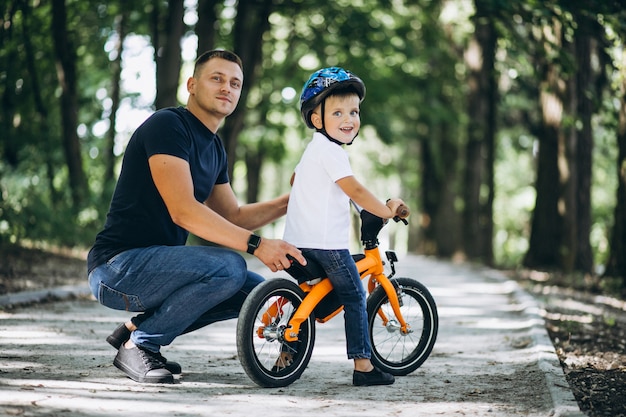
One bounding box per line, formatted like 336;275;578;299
188;57;244;118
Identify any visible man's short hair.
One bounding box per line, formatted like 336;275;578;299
194;49;243;76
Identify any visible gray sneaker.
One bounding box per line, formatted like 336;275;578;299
107;323;182;374
113;345;174;384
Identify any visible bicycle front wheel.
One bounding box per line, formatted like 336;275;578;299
367;277;438;376
236;278;316;387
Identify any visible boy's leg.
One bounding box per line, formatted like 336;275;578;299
302;249;371;359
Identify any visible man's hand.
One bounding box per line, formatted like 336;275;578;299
255;238;306;272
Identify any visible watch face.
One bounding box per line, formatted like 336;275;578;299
247;234;261;254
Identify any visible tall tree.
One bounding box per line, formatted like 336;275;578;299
220;0;272;181
1;1;20;168
571;12;601;274
604;49;626;284
104;6;129;190
154;0;185;109
51;0;87;208
523;3;607;273
21;1;60;205
196;0;218;54
523;16;566;270
463;0;497;265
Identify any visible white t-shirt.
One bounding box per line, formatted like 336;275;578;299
283;132;353;249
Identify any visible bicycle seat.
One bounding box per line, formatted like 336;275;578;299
352;254;365;263
285;254;326;285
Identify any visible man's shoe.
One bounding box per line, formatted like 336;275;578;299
353;368;395;386
107;323;182;374
155;352;182;375
113;345;174;384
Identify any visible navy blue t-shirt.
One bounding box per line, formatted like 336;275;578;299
87;107;229;273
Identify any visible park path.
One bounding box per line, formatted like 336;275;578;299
0;254;583;416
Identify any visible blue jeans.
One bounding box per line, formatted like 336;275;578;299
302;248;371;360
88;245;263;353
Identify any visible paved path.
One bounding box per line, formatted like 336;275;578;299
0;255;584;416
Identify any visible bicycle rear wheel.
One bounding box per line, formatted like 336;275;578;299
236;278;316;387
367;277;438;375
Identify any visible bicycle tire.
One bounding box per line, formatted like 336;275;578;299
367;277;438;376
236;278;316;387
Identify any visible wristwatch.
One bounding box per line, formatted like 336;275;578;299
247;234;262;255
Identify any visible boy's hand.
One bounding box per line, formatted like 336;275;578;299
386;198;407;217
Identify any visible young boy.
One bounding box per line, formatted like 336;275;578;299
283;67;408;386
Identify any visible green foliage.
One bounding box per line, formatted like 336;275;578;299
0;0;625;284
0;161;100;246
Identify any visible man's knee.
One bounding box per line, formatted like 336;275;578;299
219;250;248;280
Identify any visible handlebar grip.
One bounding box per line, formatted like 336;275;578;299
393;205;410;224
397;204;409;218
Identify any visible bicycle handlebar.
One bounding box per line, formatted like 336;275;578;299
393;205;410;224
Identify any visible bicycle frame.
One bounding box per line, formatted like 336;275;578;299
238;206;438;387
258;244;411;343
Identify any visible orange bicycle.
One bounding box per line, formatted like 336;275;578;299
236;207;438;387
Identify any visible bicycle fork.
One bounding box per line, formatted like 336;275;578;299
361;248;412;336
257;279;335;343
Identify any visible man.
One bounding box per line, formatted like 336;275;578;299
87;50;305;384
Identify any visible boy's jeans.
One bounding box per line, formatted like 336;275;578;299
302;248;371;359
88;245;263;353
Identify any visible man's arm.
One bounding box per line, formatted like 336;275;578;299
148;154;305;270
205;184;289;231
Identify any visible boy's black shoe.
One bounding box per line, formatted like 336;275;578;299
107;323;182;374
113;344;174;384
106;323;132;350
353;368;395;386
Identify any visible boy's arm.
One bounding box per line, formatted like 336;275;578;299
336;175;404;219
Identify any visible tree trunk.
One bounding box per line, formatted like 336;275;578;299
419;121;462;257
154;0;185;109
220;0;272;182
245;148;263;204
196;0;218;54
21;1;60;205
1;3;19;168
524;51;565;269
51;0;87;208
462;0;497;264
604;53;626;285
419;130;443;256
572;16;597;274
105;9;127;192
560;39;579;273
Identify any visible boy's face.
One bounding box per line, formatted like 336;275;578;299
311;94;361;144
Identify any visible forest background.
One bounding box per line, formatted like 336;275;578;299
1;0;626;292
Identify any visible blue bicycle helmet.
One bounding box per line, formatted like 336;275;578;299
300;67;366;129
